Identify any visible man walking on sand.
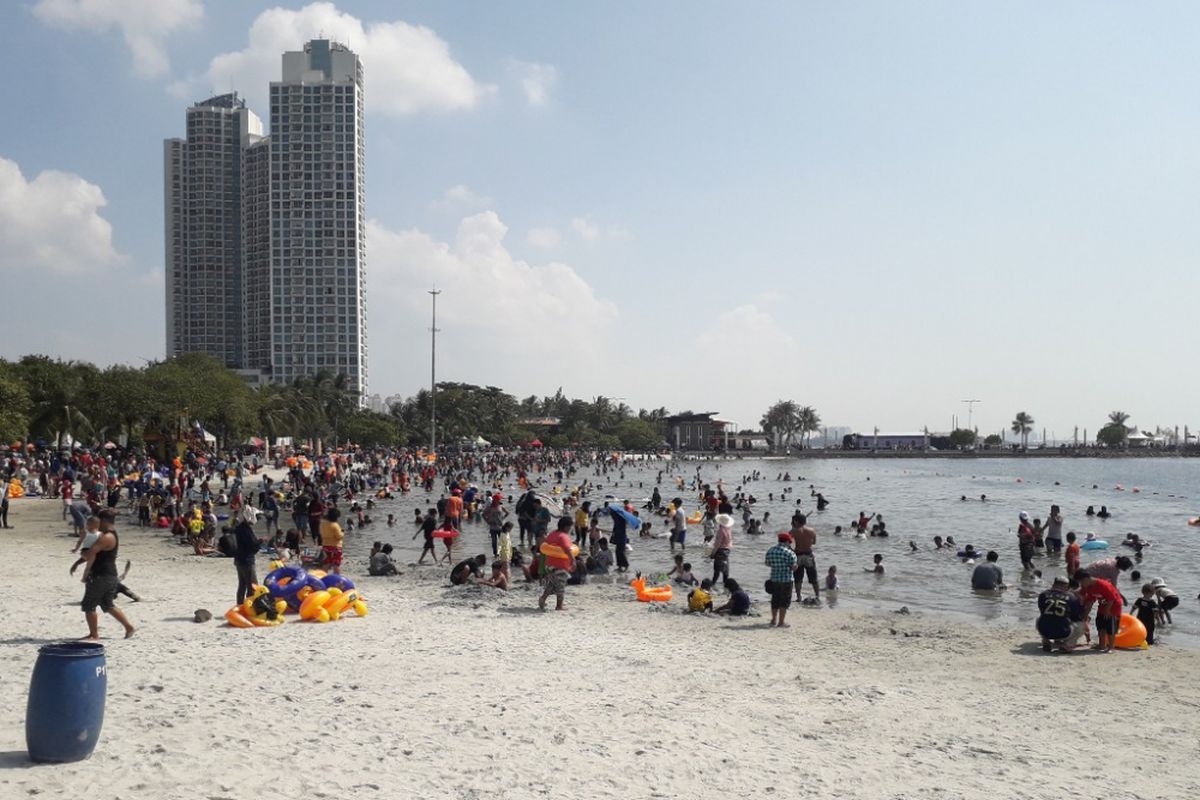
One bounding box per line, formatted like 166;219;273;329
80;509;135;640
539;517;576;612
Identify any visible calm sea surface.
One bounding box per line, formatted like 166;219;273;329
354;457;1200;644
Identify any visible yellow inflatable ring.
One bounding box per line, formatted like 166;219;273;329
300;590;332;620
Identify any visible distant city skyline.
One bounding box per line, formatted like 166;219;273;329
3;2;1200;436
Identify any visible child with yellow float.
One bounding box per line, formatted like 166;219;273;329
224;562;368;628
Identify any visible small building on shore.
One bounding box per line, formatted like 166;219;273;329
847;431;930;450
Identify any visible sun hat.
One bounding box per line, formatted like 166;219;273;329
715;513;735;528
1150;577;1166;588
1018;511;1030;521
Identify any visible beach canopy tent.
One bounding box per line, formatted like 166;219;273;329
529;439;544;448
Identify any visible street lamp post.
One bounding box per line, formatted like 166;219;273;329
429;289;441;454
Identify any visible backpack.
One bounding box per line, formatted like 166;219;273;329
217;532;237;557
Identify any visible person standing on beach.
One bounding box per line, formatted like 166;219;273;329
1044;505;1064;554
233;505;261;605
610;504;630;574
539;517;575;611
320;507;345;574
670;499;687;553
765;532;797;627
790;514;820;603
80;509;135;640
710;512;734;585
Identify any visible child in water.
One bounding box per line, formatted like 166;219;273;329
866;554;884;575
825;565;840;591
1132;583;1159;645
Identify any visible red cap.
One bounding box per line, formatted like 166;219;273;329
777;532;794;543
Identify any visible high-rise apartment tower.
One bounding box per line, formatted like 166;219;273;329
164;40;367;398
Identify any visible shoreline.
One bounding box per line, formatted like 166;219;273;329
1;497;1198;799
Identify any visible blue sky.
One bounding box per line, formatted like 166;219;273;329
2;1;1199;439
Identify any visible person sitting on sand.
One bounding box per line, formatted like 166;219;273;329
591;538;613;574
478;560;510;590
450;554;488;585
567;556;589;586
666;553;685;580
714;579;751;616
675;562;698;586
688;579;714;612
369;543;400;576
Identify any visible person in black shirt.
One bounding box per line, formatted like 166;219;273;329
1036;577;1083;652
413;508;438;564
81;510;135;640
450;555;487;585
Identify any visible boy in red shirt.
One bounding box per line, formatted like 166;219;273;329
1076;569;1123;652
1064;531;1081;579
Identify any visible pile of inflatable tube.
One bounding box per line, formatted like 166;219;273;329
6;480;25;499
224;565;369;628
630;576;672;603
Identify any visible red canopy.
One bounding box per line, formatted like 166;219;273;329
529;439;544;448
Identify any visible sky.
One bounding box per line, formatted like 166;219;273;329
2;1;1200;440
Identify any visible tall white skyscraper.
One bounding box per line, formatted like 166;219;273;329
164;40;367;398
266;39;368;396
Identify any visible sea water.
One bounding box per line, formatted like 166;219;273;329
353;456;1200;644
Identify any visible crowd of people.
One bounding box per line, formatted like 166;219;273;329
0;444;1185;649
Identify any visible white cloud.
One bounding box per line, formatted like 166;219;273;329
0;156;121;274
692;305;800;421
366;211;616;388
33;0;202;78
526;226;561;249
509;60;558;107
570;216;600;241
430;184;492;213
176;2;492;115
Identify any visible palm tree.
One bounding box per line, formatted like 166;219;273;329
1108;411;1130;428
798;406;821;448
761;400;801;452
1011;411;1035;449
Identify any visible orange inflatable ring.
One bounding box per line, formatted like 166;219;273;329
540;542;580;560
1114;614;1147;649
225;608;255;628
432;529;459;540
629;577;673;602
324;588;357;620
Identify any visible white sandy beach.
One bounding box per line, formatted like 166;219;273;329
1;496;1198;800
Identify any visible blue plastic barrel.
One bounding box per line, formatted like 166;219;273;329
25;641;107;763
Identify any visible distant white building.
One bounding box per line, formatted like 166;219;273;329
850;432;929;450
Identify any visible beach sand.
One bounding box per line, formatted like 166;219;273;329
1;497;1197;800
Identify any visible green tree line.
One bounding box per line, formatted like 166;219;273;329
0;355;671;453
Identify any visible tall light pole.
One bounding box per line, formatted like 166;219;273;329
429;288;441;454
961;399;981;432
